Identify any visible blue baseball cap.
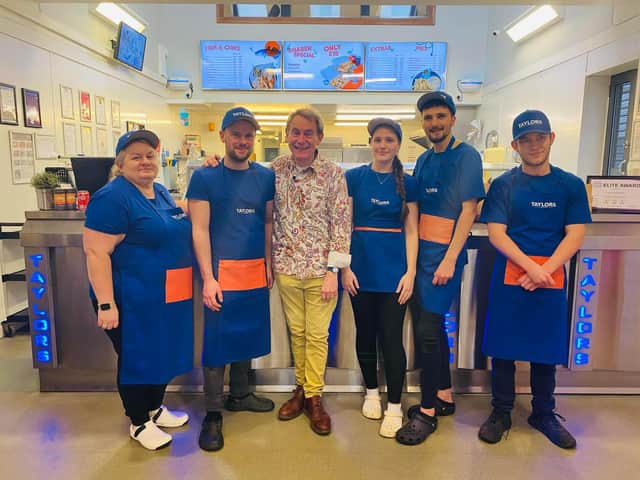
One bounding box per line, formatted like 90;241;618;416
221;106;260;131
512;110;551;140
367;117;402;142
115;130;159;155
416;91;456;115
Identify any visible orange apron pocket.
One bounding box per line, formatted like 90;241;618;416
165;266;193;303
504;256;564;289
218;258;267;291
419;214;454;245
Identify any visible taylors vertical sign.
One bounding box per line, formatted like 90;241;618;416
569;251;601;370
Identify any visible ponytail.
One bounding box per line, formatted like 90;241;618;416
392;156;408;221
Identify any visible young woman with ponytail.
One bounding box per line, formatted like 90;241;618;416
342;118;419;438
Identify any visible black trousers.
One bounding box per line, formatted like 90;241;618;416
94;302;167;426
410;300;452;409
491;357;556;415
350;291;407;404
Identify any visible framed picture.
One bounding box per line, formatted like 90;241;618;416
60;85;74;120
62;122;77;155
96;128;109;155
112;130;121;152
111;100;120;128
95;95;107;125
79;90;92;122
0;83;18;125
80;125;93;155
126;120;145;132
9;131;36;184
22;89;42;128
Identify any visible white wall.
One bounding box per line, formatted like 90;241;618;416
0;2;176;221
477;4;640;178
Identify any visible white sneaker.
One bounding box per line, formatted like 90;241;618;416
130;420;172;450
379;410;404;438
149;405;189;428
361;395;382;420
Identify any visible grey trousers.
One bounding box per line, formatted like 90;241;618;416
203;360;251;412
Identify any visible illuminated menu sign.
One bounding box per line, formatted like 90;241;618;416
283;42;364;91
201;40;282;90
364;42;447;92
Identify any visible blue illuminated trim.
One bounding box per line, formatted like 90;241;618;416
574;353;589;365
580;274;596;287
447;336;454;348
444;320;457;333
577;321;593;334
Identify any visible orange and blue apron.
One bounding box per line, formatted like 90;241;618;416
413;137;485;314
346;165;418;292
89;177;194;384
186;163;274;367
480;166;591;364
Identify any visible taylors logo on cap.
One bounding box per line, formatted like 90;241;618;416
221;106;260;131
512;110;551;140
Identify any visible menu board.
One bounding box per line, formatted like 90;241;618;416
365;42;447;92
201;40;282;90
283;42;364;91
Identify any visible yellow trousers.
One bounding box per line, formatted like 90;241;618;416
276;274;337;397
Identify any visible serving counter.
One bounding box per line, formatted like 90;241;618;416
20;211;640;393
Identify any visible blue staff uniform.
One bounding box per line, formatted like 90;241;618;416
186;162;275;367
413;137;485;314
346;164;418;292
85;176;194;384
480;166;591;364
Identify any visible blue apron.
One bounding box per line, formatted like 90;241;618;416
348;165;412;293
483;169;570;365
200;164;271;367
413;137;485;315
111;180;194;384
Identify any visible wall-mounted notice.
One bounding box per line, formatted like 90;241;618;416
201;40;282;90
365;42;447;92
283;42;364;91
588;176;640;214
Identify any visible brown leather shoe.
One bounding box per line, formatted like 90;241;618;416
278;385;305;420
304;396;331;435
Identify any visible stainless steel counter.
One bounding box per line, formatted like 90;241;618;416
21;210;640;393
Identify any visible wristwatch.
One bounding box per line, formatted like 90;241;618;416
327;266;339;273
99;302;113;311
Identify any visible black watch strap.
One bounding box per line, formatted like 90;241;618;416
99;302;112;311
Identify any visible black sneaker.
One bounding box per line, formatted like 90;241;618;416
528;412;577;449
224;393;275;412
199;414;224;452
407;397;456;419
478;410;512;444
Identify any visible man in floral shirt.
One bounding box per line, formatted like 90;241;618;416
273;108;351;436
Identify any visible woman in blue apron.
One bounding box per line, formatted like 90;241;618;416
478;110;591;449
187;109;275;452
342;118;418;438
396;92;485;446
84;130;194;451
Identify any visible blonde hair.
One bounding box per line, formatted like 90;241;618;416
285;108;324;135
109;151;126;180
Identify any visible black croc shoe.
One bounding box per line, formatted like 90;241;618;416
199;415;224;452
478;410;512;444
224;393;275;412
528;412;577;449
408;397;456;419
395;411;437;446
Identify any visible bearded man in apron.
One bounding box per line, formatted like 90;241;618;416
188;107;276;452
478;110;591;449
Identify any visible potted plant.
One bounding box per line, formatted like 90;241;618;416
30;172;59;210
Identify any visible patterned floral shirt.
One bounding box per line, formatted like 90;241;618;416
271;153;351;279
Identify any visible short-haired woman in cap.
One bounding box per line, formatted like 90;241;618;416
342;118;419;437
83;130;194;450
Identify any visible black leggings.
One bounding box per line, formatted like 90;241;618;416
93;302;167;426
410;300;451;409
350;291;407;404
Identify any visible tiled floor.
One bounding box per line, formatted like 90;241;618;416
1;335;639;479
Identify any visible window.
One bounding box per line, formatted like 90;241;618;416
309;5;340;18
233;4;267;17
379;5;417;18
603;70;637;175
